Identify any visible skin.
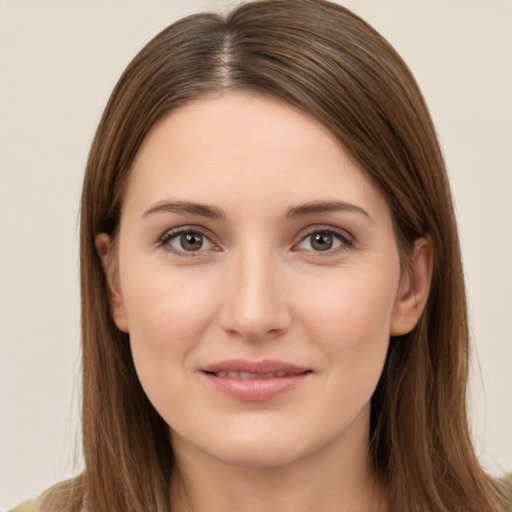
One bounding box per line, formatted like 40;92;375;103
97;92;432;512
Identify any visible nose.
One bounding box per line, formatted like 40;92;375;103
218;248;292;342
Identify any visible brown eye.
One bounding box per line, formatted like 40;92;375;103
310;232;334;251
295;228;351;253
163;230;214;254
179;232;204;251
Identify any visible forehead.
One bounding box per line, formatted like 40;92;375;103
125;92;389;222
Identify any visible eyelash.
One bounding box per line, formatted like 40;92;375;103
295;226;353;255
157;225;354;257
157;228;218;257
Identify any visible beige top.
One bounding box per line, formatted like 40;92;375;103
10;500;38;512
9;480;85;512
10;497;85;512
11;475;512;511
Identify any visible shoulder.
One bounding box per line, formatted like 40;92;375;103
10;499;38;512
10;477;85;512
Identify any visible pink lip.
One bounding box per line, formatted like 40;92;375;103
201;359;311;402
202;359;309;375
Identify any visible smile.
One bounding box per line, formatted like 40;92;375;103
201;360;312;401
212;371;298;379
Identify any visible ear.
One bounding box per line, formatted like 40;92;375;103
391;237;433;336
95;233;129;333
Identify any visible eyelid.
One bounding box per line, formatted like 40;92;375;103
293;225;354;253
157;225;220;256
156;223;353;257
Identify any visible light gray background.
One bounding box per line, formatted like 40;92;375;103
1;0;511;509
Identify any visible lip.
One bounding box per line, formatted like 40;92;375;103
201;359;311;401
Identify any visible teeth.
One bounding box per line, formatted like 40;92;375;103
214;371;291;379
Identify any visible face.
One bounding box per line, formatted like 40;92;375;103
99;92;428;469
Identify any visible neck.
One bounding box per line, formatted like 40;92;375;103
170;410;388;512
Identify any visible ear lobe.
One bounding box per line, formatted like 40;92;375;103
95;233;129;333
391;237;433;336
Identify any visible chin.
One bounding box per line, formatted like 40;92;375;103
208;440;309;469
177;418;348;471
170;419;313;469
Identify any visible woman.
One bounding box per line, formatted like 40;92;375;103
13;0;512;510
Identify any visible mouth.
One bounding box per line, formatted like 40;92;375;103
209;370;304;379
201;359;312;401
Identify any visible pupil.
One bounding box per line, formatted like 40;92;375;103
181;232;203;251
312;232;333;251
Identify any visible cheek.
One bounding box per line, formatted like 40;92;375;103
298;267;399;379
303;265;398;330
119;265;226;428
120;264;221;372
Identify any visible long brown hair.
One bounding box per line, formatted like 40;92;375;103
72;1;512;510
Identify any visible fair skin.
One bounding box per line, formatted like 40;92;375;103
97;92;431;512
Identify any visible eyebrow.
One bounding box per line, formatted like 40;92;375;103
141;199;372;224
285;201;373;224
142;200;226;220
